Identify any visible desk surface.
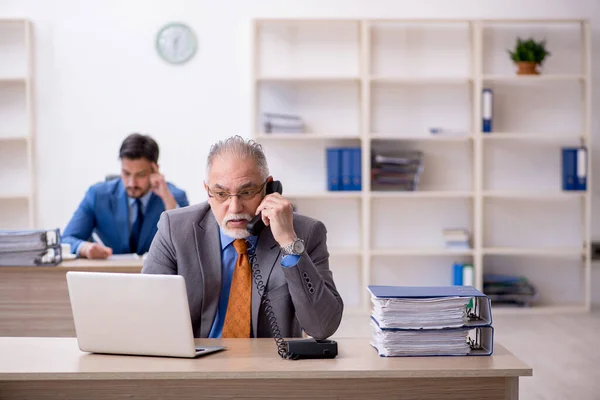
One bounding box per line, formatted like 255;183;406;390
0;337;532;381
0;258;143;271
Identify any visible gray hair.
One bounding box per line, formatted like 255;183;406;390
206;135;270;180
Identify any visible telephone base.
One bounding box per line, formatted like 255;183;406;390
286;339;338;359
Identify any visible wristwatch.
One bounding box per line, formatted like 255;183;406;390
281;237;305;256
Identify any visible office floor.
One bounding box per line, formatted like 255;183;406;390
336;309;600;400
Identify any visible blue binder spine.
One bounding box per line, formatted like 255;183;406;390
482;88;493;133
340;148;353;191
453;262;463;285
326;148;341;191
351;147;362;191
562;147;577;191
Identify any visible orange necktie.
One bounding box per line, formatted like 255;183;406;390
221;239;252;338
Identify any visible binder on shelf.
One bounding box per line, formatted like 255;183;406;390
326;147;361;192
562;146;587;191
340;148;352;191
482;88;493;133
462;263;474;287
453;263;463;285
326;148;341;191
350;147;362;191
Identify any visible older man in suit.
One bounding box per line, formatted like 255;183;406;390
142;135;343;340
62;133;189;259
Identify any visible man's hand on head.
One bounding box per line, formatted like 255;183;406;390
150;163;177;210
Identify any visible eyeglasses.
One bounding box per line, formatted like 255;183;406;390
207;179;268;203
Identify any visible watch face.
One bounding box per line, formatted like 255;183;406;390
293;239;305;254
156;22;197;64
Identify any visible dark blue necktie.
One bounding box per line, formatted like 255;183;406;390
129;198;144;254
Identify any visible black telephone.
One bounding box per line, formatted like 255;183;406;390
246;180;283;237
244;180;338;360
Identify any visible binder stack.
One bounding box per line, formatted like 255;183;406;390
368;285;494;357
371;151;423;191
261;112;304;134
0;229;63;266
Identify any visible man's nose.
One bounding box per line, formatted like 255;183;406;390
228;195;243;213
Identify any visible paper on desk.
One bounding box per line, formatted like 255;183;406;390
370;320;471;356
108;253;141;260
371;296;470;329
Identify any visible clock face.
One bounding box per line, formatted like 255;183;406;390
156;23;197;65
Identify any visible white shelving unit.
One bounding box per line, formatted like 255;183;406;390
252;18;592;315
0;19;35;229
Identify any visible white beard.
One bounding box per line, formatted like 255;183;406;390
221;213;252;239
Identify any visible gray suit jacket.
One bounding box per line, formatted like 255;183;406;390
141;202;344;339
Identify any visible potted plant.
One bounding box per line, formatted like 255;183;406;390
507;37;551;75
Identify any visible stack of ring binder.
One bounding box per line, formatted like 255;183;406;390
368;285;494;357
0;228;63;266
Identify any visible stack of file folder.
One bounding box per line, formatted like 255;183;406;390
483;274;538;307
369;285;494;357
0;228;63;266
443;228;471;251
261;112;304;133
371;151;423;191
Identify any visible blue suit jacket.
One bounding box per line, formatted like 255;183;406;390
62;178;189;255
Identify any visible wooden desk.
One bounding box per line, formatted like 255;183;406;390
0;260;142;337
0;337;531;400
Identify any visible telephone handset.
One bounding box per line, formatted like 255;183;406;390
246;180;283;237
244;180;338;360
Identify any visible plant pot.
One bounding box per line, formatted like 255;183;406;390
516;61;539;75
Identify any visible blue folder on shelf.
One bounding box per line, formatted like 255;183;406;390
562;147;587;191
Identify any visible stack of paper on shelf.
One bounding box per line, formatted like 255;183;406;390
371;151;423;191
261;112;304;133
0;229;62;266
368;285;494;357
483;274;538;307
443;228;471;250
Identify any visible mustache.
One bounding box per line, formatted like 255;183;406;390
223;213;252;224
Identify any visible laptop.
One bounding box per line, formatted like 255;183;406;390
66;271;225;358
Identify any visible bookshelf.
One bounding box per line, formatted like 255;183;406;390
252;18;592;314
0;19;35;229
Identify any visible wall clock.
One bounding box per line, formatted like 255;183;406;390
156;22;197;65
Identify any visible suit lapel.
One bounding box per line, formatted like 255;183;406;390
252;227;281;337
195;210;222;338
112;181;129;253
138;194;162;252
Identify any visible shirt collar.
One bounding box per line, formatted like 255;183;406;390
128;190;153;211
219;227;258;251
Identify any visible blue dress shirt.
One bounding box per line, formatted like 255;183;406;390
208;229;301;338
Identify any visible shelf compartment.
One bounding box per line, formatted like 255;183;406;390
257;80;360;135
0;21;28;78
256;20;359;78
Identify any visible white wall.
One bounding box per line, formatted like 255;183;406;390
1;0;600;304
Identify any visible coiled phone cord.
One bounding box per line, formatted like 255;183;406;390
247;245;298;360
